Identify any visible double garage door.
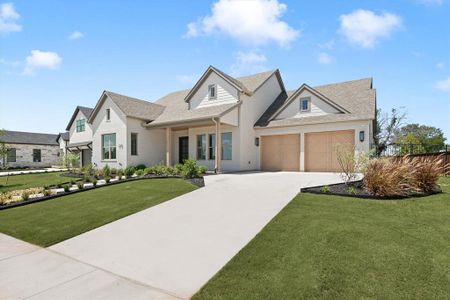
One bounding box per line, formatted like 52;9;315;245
261;130;354;172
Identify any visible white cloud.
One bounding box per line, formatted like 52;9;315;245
23;50;62;75
230;50;267;76
317;52;335;64
176;74;198;85
436;77;450;92
184;0;300;48
0;2;22;35
436;61;445;69
68;31;84;40
339;9;402;48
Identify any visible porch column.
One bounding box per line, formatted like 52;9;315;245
215;118;222;173
166;127;172;166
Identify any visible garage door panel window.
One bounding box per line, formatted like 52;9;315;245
221;132;232;160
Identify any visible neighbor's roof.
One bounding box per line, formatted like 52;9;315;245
57;132;69;142
0;130;59;146
66;106;94;131
255;78;376;128
147;68;281;127
88;91;165;123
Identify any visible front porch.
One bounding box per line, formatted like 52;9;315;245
66;141;92;167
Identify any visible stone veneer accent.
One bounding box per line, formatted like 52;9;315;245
3;143;60;168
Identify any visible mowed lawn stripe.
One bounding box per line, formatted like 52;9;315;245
0;172;79;193
194;177;450;299
0;179;197;247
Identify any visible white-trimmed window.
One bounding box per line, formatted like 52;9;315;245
208;84;217;100
300;97;310;112
106;108;111;121
33;149;41;162
131;133;138;156
102;133;116;160
7;148;16;162
208;134;216;160
76;119;85;132
197;134;206;160
221;132;232;160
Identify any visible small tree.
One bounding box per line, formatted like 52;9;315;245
334;144;369;185
374;107;406;156
65;153;80;171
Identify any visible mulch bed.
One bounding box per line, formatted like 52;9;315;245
301;180;442;200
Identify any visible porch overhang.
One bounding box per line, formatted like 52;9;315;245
67;141;92;152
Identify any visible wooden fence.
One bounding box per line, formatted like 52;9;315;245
390;152;450;175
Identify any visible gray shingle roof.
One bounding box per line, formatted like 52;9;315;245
66;106;94;131
255;78;376;128
0;130;59;145
104;91;165;121
58;132;69;141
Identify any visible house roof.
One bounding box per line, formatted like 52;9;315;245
0;130;59;146
66;106;94;131
57;132;69;142
255;78;376;128
88;90;165;123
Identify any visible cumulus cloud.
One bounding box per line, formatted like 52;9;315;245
436;77;450;92
317;52;335;64
339;9;402;48
184;0;300;48
0;2;22;35
176;74;198;85
68;31;84;40
230;50;267;76
23;50;62;75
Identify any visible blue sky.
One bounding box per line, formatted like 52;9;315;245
1;0;449;139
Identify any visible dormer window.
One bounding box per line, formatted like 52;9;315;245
106;108;111;121
300;97;311;112
208;84;217;100
76;119;85;132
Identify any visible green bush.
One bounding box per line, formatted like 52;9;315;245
135;169;144;177
166;166;176;176
22;191;30;200
81;163;94;176
77;182;84;189
63;185;70;192
110;168;118;175
105;176;111;183
103;164;111;178
198;165;208;174
117;169;124;177
153;164;167;176
124;166;135;177
144;167;155;175
174;163;184;175
92;179;97;187
321;185;330;193
135;164;147;171
181;159;200;179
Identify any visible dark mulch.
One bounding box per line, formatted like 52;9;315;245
302;180;442;200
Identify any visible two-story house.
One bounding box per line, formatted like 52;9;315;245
82;66;375;172
64;106;94;167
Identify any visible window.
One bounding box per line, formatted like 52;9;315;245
300;98;310;112
208;84;217;100
221;132;232;160
76;119;85;132
131;133;138;156
197;134;206;160
7;148;16;162
102;133;116;160
33;149;41;162
208;134;216;160
106;108;111;121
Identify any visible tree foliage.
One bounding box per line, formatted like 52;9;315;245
373;108;406;156
395;123;446;152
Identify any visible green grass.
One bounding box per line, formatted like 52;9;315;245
0;179;197;246
0;172;79;193
194;177;450;300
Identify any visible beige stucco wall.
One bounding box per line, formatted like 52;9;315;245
2;143;60;168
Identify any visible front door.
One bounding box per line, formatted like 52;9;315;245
179;136;189;163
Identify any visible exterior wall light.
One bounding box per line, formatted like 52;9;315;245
255;137;260;147
359;131;365;142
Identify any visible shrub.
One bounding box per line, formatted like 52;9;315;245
84;176;91;183
181;159;200;179
153;164;167;176
320;185;330;193
77;182;84;189
110;168;118;175
63;185;70;192
198;165;208;174
92;179;97;186
334;144;369;185
363;158;417;197
21;191;30;201
117;168;124;177
166;166;176;176
144;167;154;175
135;169;144;177
174;163;184;175
81;163;94;176
347;186;357;195
124;166;135;177
43;189;50;196
105;176;111;183
135;164;147;171
407;155;445;192
103;164;111;178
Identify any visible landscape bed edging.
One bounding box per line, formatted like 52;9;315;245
0;175;204;210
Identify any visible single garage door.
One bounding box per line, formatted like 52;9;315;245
261;134;300;171
305;130;355;172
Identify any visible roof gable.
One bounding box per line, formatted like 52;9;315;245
65;106;93;131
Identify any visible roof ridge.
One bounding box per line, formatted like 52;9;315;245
235;69;277;80
105;90;164;107
313;77;373;89
3;130;58;136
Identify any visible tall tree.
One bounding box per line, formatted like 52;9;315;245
395;123;446;152
373;108;407;156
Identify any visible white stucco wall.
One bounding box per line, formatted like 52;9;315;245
68;110;93;144
189;72;239;109
255;120;372;171
126;117;166;167
238;74;283;171
91;96;128;169
276;90;340;120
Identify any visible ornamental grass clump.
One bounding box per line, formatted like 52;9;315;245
102;164;111;178
363;158;417;197
406;155;445;193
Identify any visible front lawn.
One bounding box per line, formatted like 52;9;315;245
0;179;197;246
0;172;78;193
194;177;450;299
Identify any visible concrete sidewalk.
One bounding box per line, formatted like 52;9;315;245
0;168;67;177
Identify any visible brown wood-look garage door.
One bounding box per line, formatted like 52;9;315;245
261;134;300;171
305;130;355;172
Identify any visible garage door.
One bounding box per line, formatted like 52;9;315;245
261;134;300;171
305;130;355;172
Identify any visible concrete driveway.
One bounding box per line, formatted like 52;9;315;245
1;172;343;299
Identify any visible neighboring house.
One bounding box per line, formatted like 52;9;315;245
57;131;69;158
65;106;94;167
0;130;60;168
83;66;375;172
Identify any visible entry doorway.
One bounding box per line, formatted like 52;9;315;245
179;136;189;163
